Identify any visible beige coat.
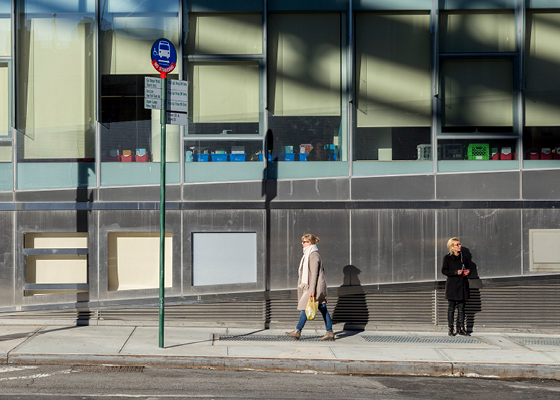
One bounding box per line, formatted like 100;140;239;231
297;251;328;310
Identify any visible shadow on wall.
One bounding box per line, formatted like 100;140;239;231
331;265;370;331
463;247;482;334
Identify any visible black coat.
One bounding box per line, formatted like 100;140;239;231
442;252;471;301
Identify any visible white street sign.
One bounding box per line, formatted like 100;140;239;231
145;77;188;112
168;100;188;113
145;98;161;109
145;77;161;89
167;112;188;126
144;88;161;100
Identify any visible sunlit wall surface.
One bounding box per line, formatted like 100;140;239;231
99;0;180;186
16;0;96;189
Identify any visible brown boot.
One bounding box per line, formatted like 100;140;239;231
285;329;301;339
319;331;335;341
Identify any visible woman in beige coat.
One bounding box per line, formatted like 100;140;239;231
286;234;334;341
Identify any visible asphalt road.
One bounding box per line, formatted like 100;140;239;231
1;364;560;399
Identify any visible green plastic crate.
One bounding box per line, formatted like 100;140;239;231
467;143;489;160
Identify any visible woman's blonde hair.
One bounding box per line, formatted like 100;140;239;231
302;233;320;245
447;237;460;254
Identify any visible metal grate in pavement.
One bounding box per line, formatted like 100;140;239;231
510;337;560;346
218;334;323;342
362;335;481;344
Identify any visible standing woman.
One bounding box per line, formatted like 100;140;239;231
442;237;471;336
286;234;334;341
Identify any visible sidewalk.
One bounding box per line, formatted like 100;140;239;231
2;325;560;379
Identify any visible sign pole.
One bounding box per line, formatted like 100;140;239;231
159;71;167;349
150;38;177;349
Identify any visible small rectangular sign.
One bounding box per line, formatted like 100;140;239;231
144;88;161;100
168;100;188;113
145;77;161;89
166;112;188;126
144;98;161;109
169;79;188;91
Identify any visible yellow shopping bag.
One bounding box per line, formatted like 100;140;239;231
305;295;319;320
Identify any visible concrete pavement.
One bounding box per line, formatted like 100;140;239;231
2;325;560;379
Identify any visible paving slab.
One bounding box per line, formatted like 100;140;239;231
440;348;558;364
0;326;40;361
226;345;336;359
331;346;448;362
12;326;134;355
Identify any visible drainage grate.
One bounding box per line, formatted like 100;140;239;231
218;334;323;342
72;365;144;373
510;337;560;346
362;335;481;344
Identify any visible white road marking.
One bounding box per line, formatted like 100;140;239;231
0;369;72;382
0;365;39;373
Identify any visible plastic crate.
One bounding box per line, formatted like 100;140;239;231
299;153;309;161
442;144;464;160
230;153;246;162
211;153;228;162
196;154;209;162
467;143;489;160
280;153;295;161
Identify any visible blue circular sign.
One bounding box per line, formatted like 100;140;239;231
151;39;177;75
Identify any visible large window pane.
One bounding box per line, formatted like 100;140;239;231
0;61;9;137
186;13;262;55
267;12;347;178
440;11;515;53
441;59;513;132
0;0;10;56
355;12;431;170
16;0;96;189
524;11;560;167
0;141;12;190
99;0;180;186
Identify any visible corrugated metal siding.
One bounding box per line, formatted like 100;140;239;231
1;285;560;330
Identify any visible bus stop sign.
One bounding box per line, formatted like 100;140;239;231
151;39;177;77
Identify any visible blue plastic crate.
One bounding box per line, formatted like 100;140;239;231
280;153;295;161
258;153;277;161
299;153;309;161
211;153;228;162
196;154;209;162
230;153;246;162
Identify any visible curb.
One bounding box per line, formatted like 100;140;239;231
5;354;560;379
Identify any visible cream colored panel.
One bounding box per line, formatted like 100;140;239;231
188;13;262;55
443;59;513;127
268;13;341;116
440;11;515;53
356;13;431;128
22;19;95;159
530;229;560;272
24;233;89;249
0;65;8;136
108;17;179;75
0;18;10;56
192;63;259;123
26;255;88;284
151;110;180;162
0;143;11;162
108;233;173;291
525;12;560;126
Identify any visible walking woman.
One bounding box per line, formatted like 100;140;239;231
442;237;471;336
286;234;334;341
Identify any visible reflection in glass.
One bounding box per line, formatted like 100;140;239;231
0;62;8;137
0;0;10;56
438;139;517;161
186;13;262;55
267;13;343;162
184;140;262;162
355;13;431;161
525;12;560;162
16;0;95;161
441;59;513;133
440;11;515;53
99;0;180;165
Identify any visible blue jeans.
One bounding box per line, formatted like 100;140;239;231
296;303;332;332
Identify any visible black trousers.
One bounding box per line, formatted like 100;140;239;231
447;300;466;329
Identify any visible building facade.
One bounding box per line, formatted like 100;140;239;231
1;0;560;330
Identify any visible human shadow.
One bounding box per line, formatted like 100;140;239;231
331;265;369;333
462;247;482;334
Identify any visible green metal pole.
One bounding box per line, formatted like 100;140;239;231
159;73;167;348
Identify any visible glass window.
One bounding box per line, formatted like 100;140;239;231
99;0;180;186
353;12;431;176
440;11;515;53
0;0;10;56
441;59;513;133
0;61;9;137
16;0;96;189
186;13;262;55
524;11;560;168
267;12;347;178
